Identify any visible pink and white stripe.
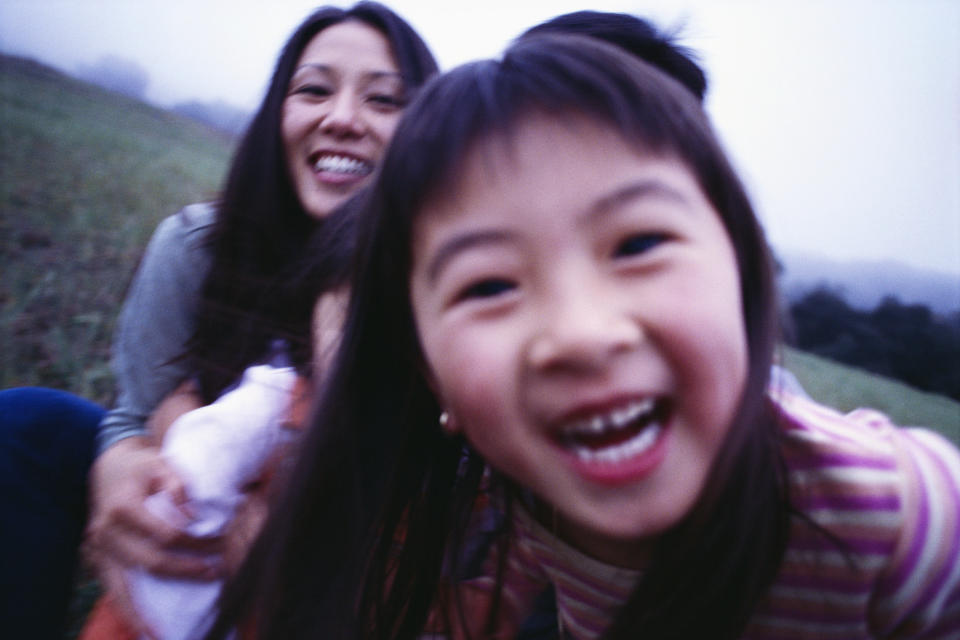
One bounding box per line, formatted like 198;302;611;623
462;391;960;639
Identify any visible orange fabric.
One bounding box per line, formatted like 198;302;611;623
77;595;137;640
284;375;313;431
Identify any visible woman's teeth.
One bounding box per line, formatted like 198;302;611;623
314;154;371;176
560;398;663;462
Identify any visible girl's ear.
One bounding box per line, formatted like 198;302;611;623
438;410;461;435
414;350;459;434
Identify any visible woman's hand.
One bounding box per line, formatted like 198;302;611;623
85;436;223;635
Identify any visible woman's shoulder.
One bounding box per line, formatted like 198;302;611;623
147;202;217;260
166;202;217;241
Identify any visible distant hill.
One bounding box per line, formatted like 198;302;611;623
171;99;251;135
1;53;235;403
779;252;960;316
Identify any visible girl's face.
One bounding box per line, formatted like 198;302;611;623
282;20;405;220
410;114;748;567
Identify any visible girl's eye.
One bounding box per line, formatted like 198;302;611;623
457;278;515;301
614;233;667;258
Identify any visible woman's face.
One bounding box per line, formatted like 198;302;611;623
409;115;748;568
282;20;405;219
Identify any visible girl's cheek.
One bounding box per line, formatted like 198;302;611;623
434;326;512;420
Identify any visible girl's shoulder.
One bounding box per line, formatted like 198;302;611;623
765;391;960;635
771;390;959;483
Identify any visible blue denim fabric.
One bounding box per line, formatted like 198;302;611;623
0;387;101;639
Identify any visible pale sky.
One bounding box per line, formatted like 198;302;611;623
1;0;958;277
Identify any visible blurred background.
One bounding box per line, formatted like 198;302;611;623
2;0;958;436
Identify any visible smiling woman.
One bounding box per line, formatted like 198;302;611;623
282;20;408;219
79;3;437;637
0;3;438;639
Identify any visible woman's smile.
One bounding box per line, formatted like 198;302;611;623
310;149;374;184
282;21;405;219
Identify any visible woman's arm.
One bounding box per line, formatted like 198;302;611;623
96;204;214;452
86;205;220;633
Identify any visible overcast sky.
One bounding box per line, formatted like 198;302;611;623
1;0;958;277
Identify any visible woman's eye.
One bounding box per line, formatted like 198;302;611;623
614;233;667;258
457;278;515;301
368;94;406;109
292;84;332;98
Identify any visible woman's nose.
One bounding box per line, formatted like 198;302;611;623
527;286;643;373
320;92;364;137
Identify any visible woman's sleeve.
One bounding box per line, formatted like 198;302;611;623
870;420;960;636
95;204;214;453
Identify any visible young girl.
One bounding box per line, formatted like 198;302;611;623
210;35;960;639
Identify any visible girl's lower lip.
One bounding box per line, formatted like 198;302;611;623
561;424;670;487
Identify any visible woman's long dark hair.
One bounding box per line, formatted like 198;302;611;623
188;1;438;401
209;35;788;639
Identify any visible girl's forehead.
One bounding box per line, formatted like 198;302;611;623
422;114;687;211
410;114;714;248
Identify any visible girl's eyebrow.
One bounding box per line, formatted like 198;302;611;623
426;229;513;283
585;179;690;224
425;180;689;283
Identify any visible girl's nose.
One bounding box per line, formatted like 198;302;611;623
528;288;643;373
320;92;364;137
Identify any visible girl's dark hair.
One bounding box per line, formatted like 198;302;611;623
209;34;788;639
520;10;708;101
189;1;438;401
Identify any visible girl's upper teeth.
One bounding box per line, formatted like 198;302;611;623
565;398;656;436
314;154;370;175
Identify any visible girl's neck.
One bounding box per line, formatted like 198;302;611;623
530;498;654;570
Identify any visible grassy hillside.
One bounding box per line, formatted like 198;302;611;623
0;54;234;404
782;347;959;443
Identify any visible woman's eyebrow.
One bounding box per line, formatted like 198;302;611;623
584;179;690;224
292;64;402;82
365;70;404;82
426;229;513;283
292;63;334;75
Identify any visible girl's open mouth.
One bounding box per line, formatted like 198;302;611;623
556;397;670;485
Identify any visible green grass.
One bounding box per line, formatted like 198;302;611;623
1;53;236;638
0;54;234;404
782;346;960;444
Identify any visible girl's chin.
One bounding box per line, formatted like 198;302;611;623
555;512;658;570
